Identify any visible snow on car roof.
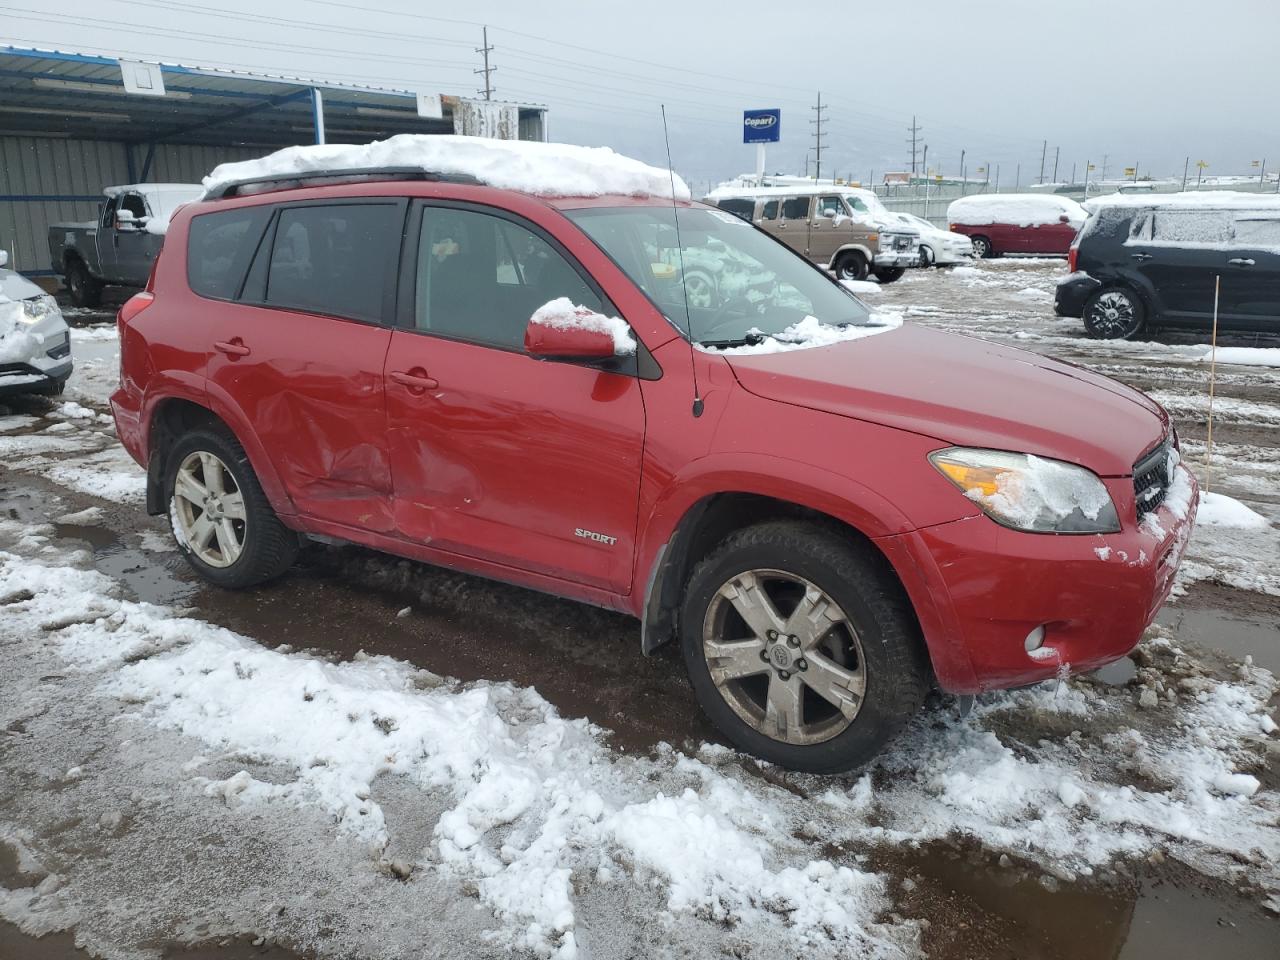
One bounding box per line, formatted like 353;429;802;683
947;193;1087;227
705;184;875;200
1083;190;1280;213
201;134;691;201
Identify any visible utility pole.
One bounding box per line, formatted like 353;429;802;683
1261;158;1268;190
960;148;966;187
1070;162;1076;187
1182;156;1189;191
1101;154;1109;180
1039;140;1047;184
994;164;1000;192
1016;162;1021;190
475;26;495;100
1052;146;1059;184
922;143;928;183
907;115;922;175
810;92;828;181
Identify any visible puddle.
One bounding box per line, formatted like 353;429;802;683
95;546;197;606
1159;602;1280;675
53;522;120;553
1090;656;1138;686
885;842;1278;960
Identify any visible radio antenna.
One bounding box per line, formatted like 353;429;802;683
661;104;703;418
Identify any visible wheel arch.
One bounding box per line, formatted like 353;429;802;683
825;243;875;268
639;483;919;658
145;395;297;521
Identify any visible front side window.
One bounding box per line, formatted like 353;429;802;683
119;193;147;220
815;196;846;220
760;200;780;220
414;206;606;350
567;206;873;348
101;196;119;229
187;206;271;301
263;203;401;322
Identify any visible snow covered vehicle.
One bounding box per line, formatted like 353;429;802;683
947;194;1086;258
0;246;71;396
48;183;203;307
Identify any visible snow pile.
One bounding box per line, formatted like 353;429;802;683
1195;491;1270;529
203;135;691;201
529;298;636;355
1197;346;1280;369
0;552;907;959
947;194;1087;228
698;312;903;355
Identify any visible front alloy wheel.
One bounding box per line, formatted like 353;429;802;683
703;569;866;744
172;450;247;567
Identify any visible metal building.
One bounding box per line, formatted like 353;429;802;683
0;45;548;277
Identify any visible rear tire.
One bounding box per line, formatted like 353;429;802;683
919;245;935;267
65;259;103;309
970;235;994;259
873;267;906;284
164;426;298;589
833;250;869;282
1083;286;1147;340
680;521;931;773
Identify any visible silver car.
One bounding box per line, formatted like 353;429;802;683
0;248;72;397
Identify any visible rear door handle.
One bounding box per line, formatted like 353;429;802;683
390;368;439;394
1130;252;1153;261
1228;257;1256;266
214;338;250;357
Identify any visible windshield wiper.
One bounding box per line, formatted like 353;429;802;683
696;331;768;349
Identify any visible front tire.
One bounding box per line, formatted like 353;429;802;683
680;521;930;773
970;235;994;259
873;267;906;284
165;427;298;588
832;250;869;282
1083;286;1147;340
65;259;103;308
919;245;935;267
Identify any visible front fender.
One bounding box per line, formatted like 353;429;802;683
826;243;875;268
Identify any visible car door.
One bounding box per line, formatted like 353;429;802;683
1126;208;1229;324
203;198;405;532
112;192;155;283
808;194;848;265
97;195;121;281
1220;212;1280;331
383;201;646;593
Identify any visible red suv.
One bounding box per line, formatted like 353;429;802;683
112;159;1196;773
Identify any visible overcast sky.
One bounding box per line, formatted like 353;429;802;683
5;0;1278;190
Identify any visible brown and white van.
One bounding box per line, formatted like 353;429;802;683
704;185;921;283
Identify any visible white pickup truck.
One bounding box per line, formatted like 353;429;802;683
48;183;203;307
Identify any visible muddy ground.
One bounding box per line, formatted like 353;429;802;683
1;262;1277;959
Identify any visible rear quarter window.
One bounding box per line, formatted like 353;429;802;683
187;206;271;300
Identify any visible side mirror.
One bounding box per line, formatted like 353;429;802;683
115;210;144;231
526;318;619;360
0;249;8;268
1059;214;1071;224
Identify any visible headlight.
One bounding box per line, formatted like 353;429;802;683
20;294;60;325
929;447;1120;534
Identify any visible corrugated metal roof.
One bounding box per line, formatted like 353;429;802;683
0;45;546;148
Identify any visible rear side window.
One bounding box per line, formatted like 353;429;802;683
1151;210;1232;245
187;207;271;301
760;200;780;220
263;203;402;322
781;196;811;220
715;198;755;220
1232;216;1280;248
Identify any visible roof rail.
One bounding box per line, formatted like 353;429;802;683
205;166;483;199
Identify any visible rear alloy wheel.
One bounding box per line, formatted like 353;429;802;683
166;427;298;588
681;521;930;773
873;267;906;284
1083;286;1146;340
833;250;869;282
970;235;993;259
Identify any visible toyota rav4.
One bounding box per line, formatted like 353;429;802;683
111;137;1197;773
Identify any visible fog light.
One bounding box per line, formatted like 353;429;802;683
1024;625;1046;653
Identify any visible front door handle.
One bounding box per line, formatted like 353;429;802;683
214;338;250;358
390;368;439;394
1228;257;1256;266
1130;252;1153;261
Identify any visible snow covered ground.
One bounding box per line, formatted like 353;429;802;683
1;269;1277;959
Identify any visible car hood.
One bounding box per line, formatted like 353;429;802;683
0;269;45;302
724;325;1166;476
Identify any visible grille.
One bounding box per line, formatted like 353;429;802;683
1133;437;1172;519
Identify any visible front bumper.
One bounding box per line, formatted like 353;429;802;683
1055;272;1101;318
0;357;72;396
881;470;1198;694
874;249;921;268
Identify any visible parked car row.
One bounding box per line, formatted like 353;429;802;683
0;247;71;396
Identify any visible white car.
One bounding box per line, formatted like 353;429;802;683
0;248;72;397
891;213;974;266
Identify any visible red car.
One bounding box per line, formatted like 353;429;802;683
112;156;1195;773
947;194;1087;258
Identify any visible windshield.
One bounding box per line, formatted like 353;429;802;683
565;205;873;347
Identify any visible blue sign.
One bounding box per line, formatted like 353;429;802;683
743;109;781;144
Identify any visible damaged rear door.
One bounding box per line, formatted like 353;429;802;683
205;197;406;532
